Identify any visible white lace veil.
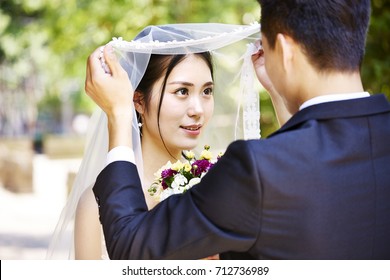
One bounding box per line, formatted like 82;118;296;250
46;22;261;259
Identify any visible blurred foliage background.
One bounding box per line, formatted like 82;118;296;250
0;0;389;141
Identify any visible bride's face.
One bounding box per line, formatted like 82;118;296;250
142;54;214;156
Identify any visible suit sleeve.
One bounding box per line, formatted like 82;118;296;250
93;140;262;259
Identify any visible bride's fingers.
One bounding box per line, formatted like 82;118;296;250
103;44;125;77
90;46;107;76
85;48;97;84
85;46;105;97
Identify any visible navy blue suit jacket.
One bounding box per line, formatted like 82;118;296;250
93;94;390;259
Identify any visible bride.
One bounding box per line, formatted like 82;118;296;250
46;22;265;259
76;50;215;259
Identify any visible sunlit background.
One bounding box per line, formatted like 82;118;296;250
0;0;389;259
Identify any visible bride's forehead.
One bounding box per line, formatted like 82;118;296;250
174;54;210;70
168;57;212;80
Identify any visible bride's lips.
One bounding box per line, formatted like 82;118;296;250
180;124;202;136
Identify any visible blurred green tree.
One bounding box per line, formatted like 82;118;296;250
0;0;260;136
1;0;387;139
362;0;390;99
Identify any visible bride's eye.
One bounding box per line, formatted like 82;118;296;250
203;87;213;96
175;88;189;96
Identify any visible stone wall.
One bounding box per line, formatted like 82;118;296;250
43;134;85;159
0;138;34;193
0;135;85;193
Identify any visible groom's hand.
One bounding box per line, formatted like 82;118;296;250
85;45;134;151
252;47;292;126
252;48;276;96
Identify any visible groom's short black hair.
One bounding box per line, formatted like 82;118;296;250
257;0;371;72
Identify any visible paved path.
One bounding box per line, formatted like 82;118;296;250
0;155;81;259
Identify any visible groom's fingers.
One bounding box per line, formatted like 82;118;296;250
251;49;265;65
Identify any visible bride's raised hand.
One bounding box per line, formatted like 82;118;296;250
85;45;134;119
85;45;135;150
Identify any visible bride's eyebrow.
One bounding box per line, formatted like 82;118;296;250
168;81;214;87
168;81;194;87
203;81;214;87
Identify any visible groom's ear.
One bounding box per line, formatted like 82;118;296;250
133;91;145;114
276;33;294;74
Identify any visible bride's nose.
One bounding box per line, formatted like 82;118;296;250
187;95;204;117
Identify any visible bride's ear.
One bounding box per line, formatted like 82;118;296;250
133;91;145;114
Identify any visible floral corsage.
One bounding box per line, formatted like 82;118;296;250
148;145;222;202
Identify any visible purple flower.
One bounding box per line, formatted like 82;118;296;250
161;168;177;179
160;168;178;190
162;180;169;190
191;159;214;177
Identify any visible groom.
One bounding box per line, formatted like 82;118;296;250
85;0;390;259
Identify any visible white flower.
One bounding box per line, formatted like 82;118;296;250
188;177;201;188
160;188;175;201
175;186;186;194
171;174;188;189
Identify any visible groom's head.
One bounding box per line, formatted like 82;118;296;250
257;0;371;73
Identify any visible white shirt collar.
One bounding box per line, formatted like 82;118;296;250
299;92;370;111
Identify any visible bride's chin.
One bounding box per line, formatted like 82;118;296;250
183;141;199;151
177;138;199;150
